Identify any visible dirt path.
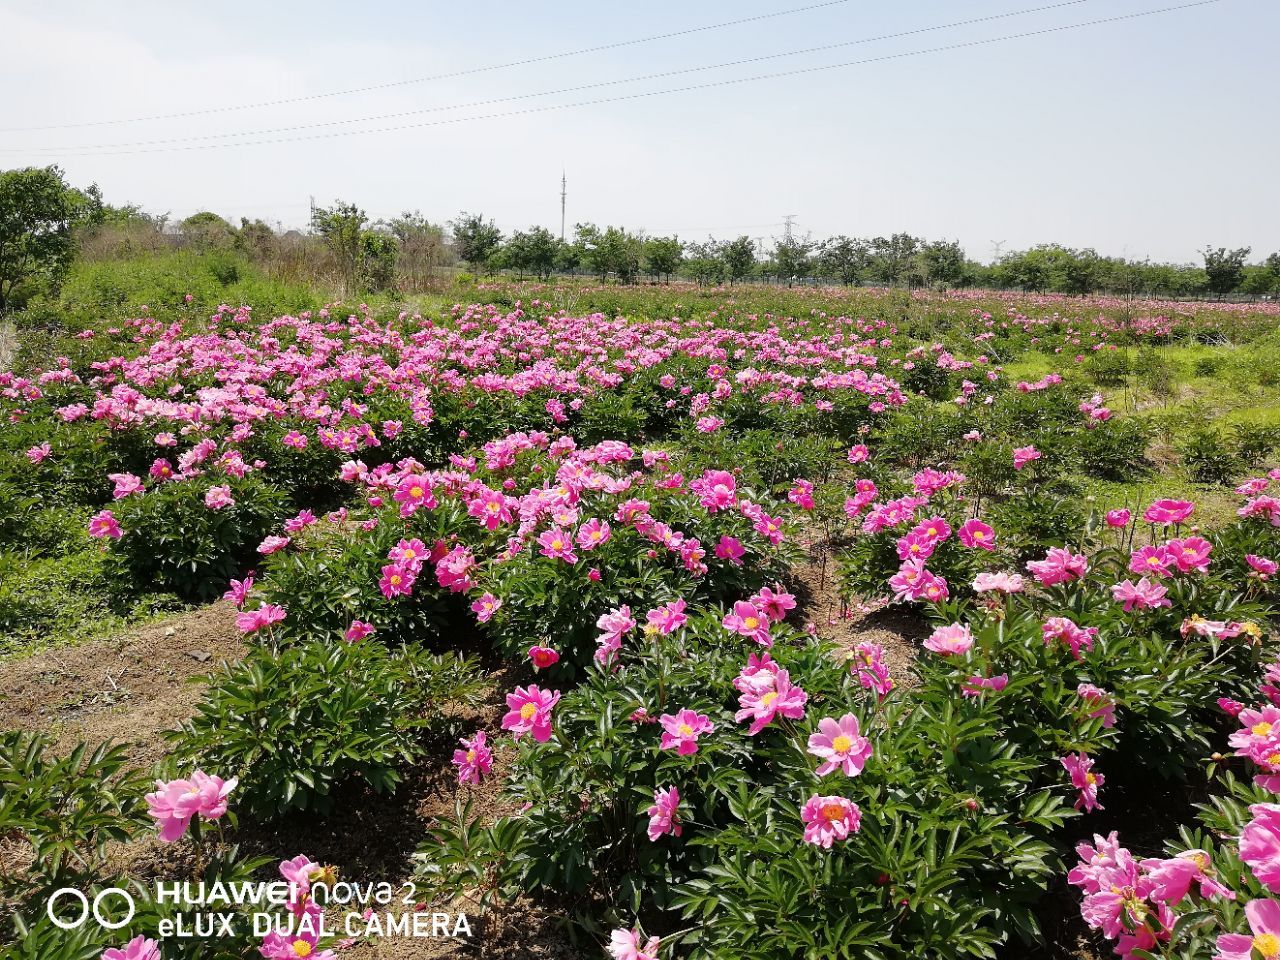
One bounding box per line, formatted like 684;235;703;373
0;602;244;765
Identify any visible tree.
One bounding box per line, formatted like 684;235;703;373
181;211;236;251
722;236;757;285
817;236;870;286
0;165;79;312
1202;246;1251;298
643;235;682;282
311;201;367;296
683;240;725;286
450;212;503;274
504;226;558;280
576;223;642;282
772;236;814;285
236;218;277;260
868;234;919;286
917;239;966;289
387;211;451;289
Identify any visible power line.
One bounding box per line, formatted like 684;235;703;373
3;0;1098;154
6;1;1229;159
0;0;857;134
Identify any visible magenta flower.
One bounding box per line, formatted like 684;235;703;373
257;535;290;555
470;592;502;623
344;619;374;643
714;535;745;565
1111;577;1171;612
659;709;715;755
109;472;145;499
26;442;51;464
527;645;560;671
1027;547;1088;586
260;928;336;960
957;519;996;550
734;668;807;736
847;444;870;463
393;474;436;516
1129;544;1176;578
801;794;861;848
204;485;233;510
1012;446;1041;470
537;526;577;563
751;586;796;623
1140;849;1234;904
961;674;1009;697
645;785;682;841
923;623;974;656
102;936;162;960
607;929;661;960
597;605;637;645
1249;555;1280;579
88;509;122;539
223;575;254;608
1214;897;1280;960
689;469;737;511
1076;683;1116;728
501;685;560;742
452;731;493;786
234;603;286;634
1143;498;1194;525
1167;536;1212;573
388;537;428;570
1061;753;1104;812
807;714;872;777
1104;509;1131;527
973;571;1025;593
576;518;611;551
722;600;772;647
787;478;815;510
1242;804;1280;894
145;770;237;842
646;599;687;635
379;562;416;599
852;641;895;699
1042;616;1098;659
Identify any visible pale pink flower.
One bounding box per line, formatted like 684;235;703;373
807;714;872;777
645;786;682;841
801;794;861;847
923;623;974;656
501;685;560;742
145;770;237;842
659;709;715;755
452;731;493;785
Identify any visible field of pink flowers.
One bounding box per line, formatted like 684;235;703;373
1;283;1279;960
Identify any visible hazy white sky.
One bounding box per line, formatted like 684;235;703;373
1;0;1275;264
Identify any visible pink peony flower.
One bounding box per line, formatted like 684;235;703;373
470;592;502;623
807;714;873;777
204;484;234;510
801;794;862;848
714;535;745;565
223;575;253;608
607;929;661;960
1143;498;1194;525
1214;896;1280;960
379;562;416;599
923;623;974;656
1027;547;1088;586
659;709;715;755
973;571;1025;593
735;668;807;736
1129;544;1176;578
501;685;560;742
1105;509;1131;527
962;674;1009;697
102;936;162;960
537;526;577;563
26;442;51;464
452;731;493;786
645;785;682;841
1062;752;1104;812
235;603;286;634
1076;683;1116;728
145;771;237;842
1111;577;1171;612
1042;616;1098;659
88;509;122;539
957;519;995;550
1141;849;1234;904
1012;446;1041;470
344;619;374;643
1242;804;1280;894
1249;555;1279;580
646;599;688;635
751;586;796;623
576;518;611;551
722;600;772;647
528;645;560;671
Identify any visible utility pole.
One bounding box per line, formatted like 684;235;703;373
782;214;798;240
308;195;316;232
990;239;1006;263
560;171;567;242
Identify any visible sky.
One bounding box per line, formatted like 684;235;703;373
0;0;1275;264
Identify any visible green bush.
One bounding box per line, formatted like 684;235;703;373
172;641;485;820
1180;428;1239;485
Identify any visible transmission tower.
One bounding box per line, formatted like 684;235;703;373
560;172;567;242
782;214;798;239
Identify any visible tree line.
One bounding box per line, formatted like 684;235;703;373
2;165;1278;311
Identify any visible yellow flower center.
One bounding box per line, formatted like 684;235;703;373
1085;773;1097;785
390;575;401;586
831;735;853;753
743;617;760;630
410;485;423;498
486;502;500;513
677;723;694;735
974;531;987;540
761;692;778;706
293;942;313;958
1146;556;1162;566
1255;934;1280;958
1255;722;1274;737
402;549;416;559
927;527;938;537
551;539;564;550
520;703;538;721
466;750;477;763
821;803;846;823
